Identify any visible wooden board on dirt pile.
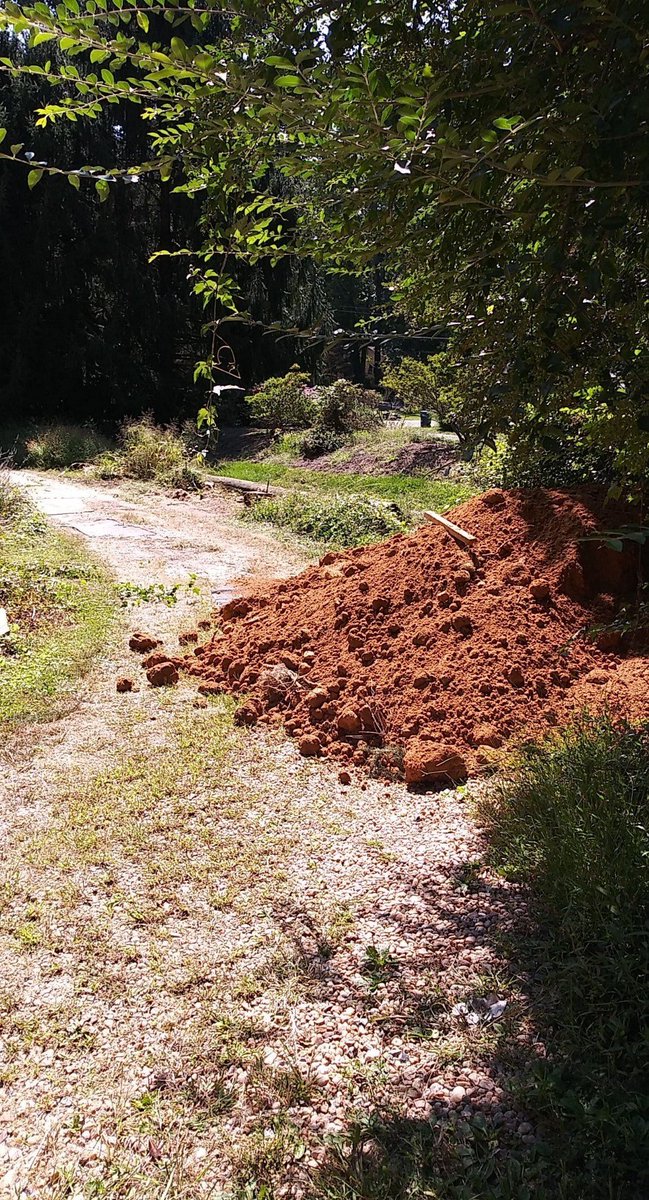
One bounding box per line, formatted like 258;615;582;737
423;509;476;545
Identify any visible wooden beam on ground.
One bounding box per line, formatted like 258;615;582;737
210;474;282;497
423;509;476;545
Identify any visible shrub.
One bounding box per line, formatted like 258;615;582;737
382;355;441;417
101;417;201;488
317;379;382;434
245;491;406;547
480;716;649;1193
299;427;346;459
382;353;482;440
248;366;315;431
24;423;111;469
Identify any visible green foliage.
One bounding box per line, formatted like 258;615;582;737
116;576;200;608
248;367;315;432
0;469;26;522
24;424;111;469
244;491;406;548
5;0;647;475
382;356;444;422
215;460;474;515
0;498;115;725
94;418;201;489
480;716;649;1195
315;1110;541;1200
317;379;383;435
298;427;346;459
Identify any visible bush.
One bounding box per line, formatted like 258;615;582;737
102;418;201;488
245;491;406;547
480;716;649;1194
24;423;111;469
317;379;383;434
248;366;315;431
299;427;346;459
382;353;484;441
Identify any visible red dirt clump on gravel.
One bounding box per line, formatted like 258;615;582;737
174;489;649;781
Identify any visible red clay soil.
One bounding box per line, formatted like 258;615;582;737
136;489;649;784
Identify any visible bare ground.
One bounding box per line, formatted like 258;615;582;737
0;473;533;1199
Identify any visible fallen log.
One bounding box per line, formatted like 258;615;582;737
423;508;476;545
210;474;282;497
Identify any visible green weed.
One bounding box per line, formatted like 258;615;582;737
94;416;202;489
479;715;649;1197
0;501;116;726
24;423;111;469
116;575;200;607
244;491;406;548
214;460;474;515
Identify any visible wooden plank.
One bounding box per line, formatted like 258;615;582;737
423;508;476;545
210;474;282;496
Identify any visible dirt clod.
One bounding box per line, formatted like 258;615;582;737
404;741;468;787
146;661;179;687
129;632;160;654
116;677;134;693
298;734;321;757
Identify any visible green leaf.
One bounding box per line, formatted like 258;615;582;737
95;178;110;202
10;144;24;157
68;173;81;190
493;115;522;130
274;75;300;87
28;168;43;189
266;56;294;68
136;10;149;33
0;129;6;146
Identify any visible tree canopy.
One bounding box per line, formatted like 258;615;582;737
1;0;647;473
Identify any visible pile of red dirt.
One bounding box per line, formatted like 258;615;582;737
134;489;649;784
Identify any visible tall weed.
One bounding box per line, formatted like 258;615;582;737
480;716;649;1195
25;423;111;469
245;491;406;548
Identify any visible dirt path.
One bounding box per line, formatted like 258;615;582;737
0;473;531;1199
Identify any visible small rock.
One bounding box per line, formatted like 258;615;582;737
404;741;467;786
299;735;321;757
234;702;259;726
529;578;550;601
129;632;160;654
472;723;502;749
146;662;179;687
338;770;352;785
116;677;134;693
337;707;361;735
178;629;199;645
197;681;223;696
307;687;329;711
585;668;609;686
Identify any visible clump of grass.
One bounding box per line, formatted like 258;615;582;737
24;423;111;469
0;465;26;522
480;715;649;1196
94;416;201;489
213;458;475;513
0;498;115;726
244;491;407;548
316;1110;539;1200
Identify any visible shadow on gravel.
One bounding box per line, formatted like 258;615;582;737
270;839;647;1200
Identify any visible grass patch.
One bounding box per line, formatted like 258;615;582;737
314;1110;543;1200
479;716;649;1198
0;486;116;726
93;416;201;489
244;491;407;548
24;424;112;469
213;460;474;515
